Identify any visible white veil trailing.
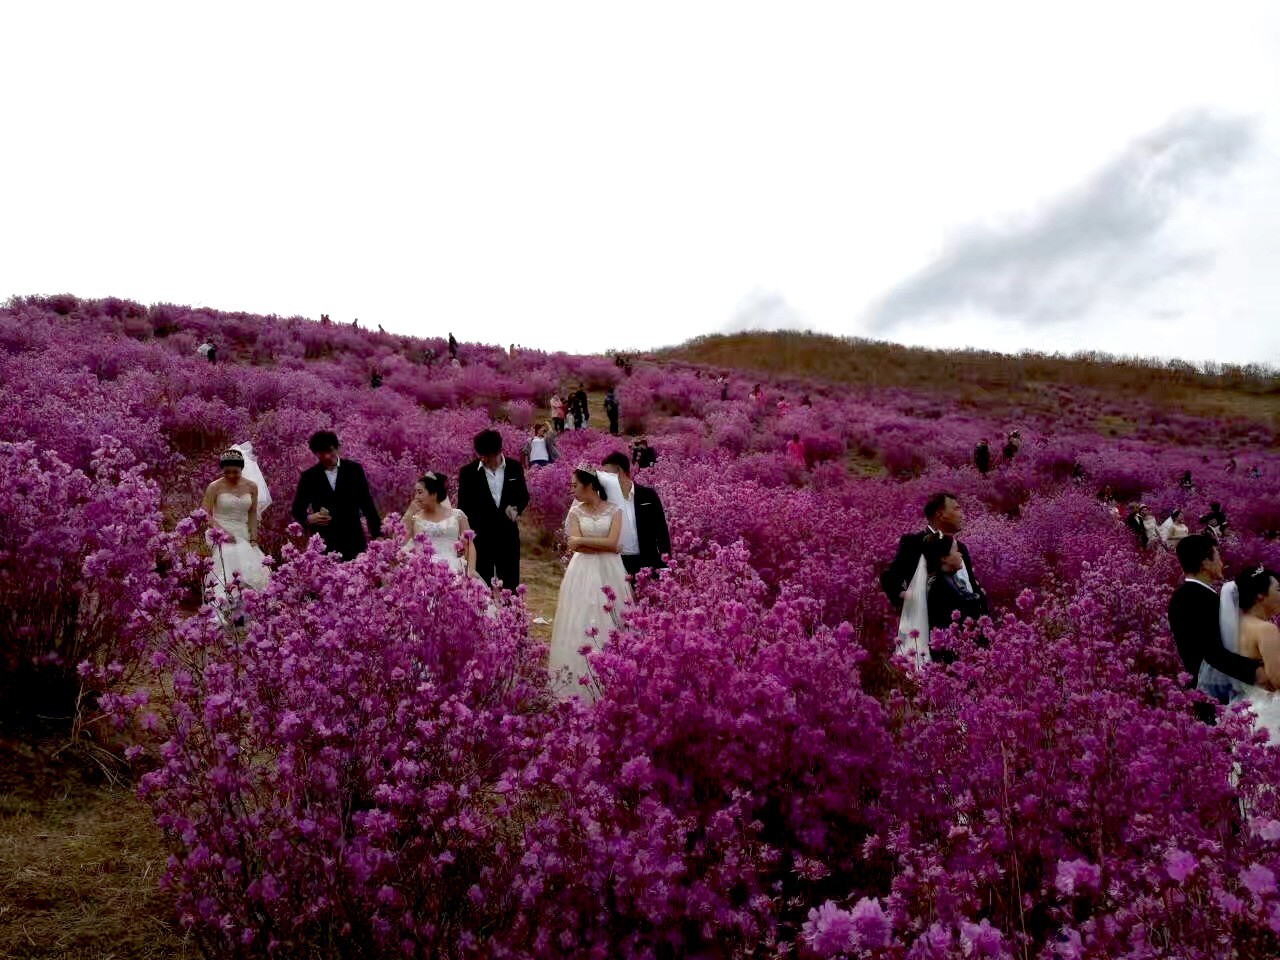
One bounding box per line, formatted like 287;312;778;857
1220;579;1242;655
230;442;271;519
896;555;931;670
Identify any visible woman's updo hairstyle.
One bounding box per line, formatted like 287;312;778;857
1237;566;1280;611
574;468;607;501
418;471;449;503
922;533;955;575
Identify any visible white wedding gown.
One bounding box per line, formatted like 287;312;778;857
1219;583;1280;744
548;504;633;699
409;509;467;574
210;490;269;595
895;556;931;669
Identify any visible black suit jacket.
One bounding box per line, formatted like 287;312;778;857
456;458;529;544
290;459;382;560
1168;580;1259;687
881;529;977;611
631;482;671;570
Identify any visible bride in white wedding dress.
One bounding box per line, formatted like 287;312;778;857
1229;566;1280;743
202;445;271;608
548;468;633;699
401;471;476;577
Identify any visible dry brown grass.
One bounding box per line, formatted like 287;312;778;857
662;331;1280;429
0;739;192;960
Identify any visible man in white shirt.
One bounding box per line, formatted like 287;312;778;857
457;429;529;589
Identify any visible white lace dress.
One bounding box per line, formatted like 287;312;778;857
548;504;633;699
209;490;269;595
409;508;467;574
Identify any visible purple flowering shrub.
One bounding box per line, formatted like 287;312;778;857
0;438;166;727
111;532;557;957
9;295;1280;954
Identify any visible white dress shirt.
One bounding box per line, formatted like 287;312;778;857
482;459;505;507
325;458;340;491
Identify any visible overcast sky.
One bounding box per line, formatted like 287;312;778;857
2;2;1277;365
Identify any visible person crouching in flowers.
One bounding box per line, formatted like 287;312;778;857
548;468;633;699
202;447;270;617
401;471;475;577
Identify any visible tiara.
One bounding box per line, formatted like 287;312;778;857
423;471;437;480
219;449;244;462
575;463;598;477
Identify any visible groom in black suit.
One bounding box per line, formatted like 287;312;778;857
599;451;671;576
290;431;383;561
1168;534;1265;704
880;492;979;611
457;429;529;590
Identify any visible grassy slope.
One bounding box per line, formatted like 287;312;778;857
661;331;1280;428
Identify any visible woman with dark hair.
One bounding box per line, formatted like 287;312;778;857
202;447;270;609
923;534;989;634
547;467;632;699
1229;566;1280;742
401;472;475;577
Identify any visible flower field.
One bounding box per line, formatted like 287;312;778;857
4;294;1280;958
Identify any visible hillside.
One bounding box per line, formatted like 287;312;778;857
7;294;1280;957
663;330;1280;432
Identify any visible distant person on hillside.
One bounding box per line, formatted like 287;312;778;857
776;396;791;414
1252;465;1264;480
550;392;568;433
785;432;807;470
1227;457;1238;474
450;356;462;370
1159;509;1190;547
1179;470;1195;492
1201;502;1229;541
749;384;763;403
523;421;560;468
197;339;216;363
974;439;991;474
1002;430;1021;462
571;386;589;430
448;332;458;359
717;375;729;401
1071;461;1087;485
604;387;620;436
370;370;383;389
320;313;331;325
801;393;812;407
290;431;383;561
599;451;671;577
632;437;657;469
457;429;529;591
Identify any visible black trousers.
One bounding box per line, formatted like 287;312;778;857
552;417;565;432
476;536;520;591
622;555;645;576
608;415;619;435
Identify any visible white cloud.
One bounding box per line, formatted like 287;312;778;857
0;1;1277;364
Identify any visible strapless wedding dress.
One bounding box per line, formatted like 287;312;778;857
210;491;268;593
410;509;466;574
548;505;633;699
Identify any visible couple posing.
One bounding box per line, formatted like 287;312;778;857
291;428;530;588
880;492;989;668
548;451;671;699
1169;534;1280;739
